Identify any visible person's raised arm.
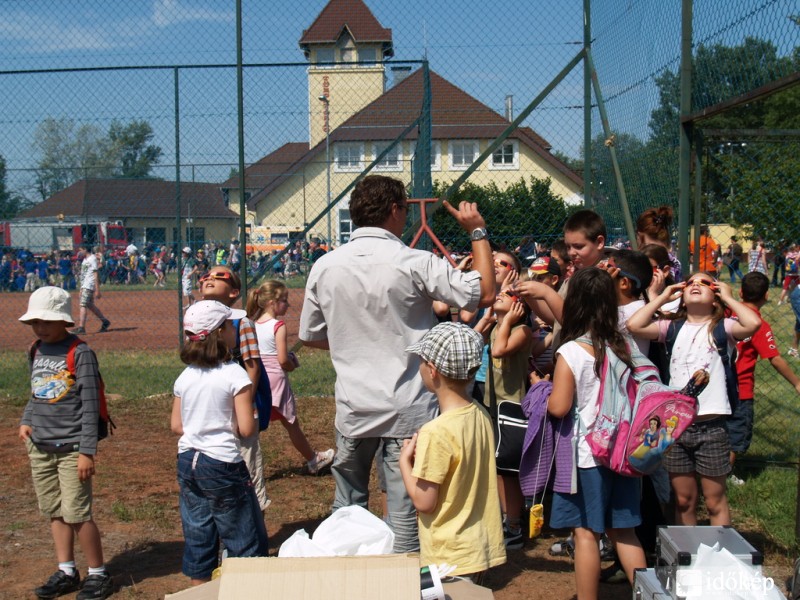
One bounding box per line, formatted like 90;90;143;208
492;304;533;357
513;281;563;326
443;200;494;307
716;281;760;340
626;283;685;340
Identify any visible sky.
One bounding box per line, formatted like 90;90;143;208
0;0;795;200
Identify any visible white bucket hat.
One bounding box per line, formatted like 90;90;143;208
183;300;246;341
19;286;75;325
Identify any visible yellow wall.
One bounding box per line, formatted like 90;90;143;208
242;139;582;245
124;217;237;246
308;65;385;147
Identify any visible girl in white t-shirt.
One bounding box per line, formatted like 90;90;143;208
627;273;760;527
534;267;646;598
246;280;334;475
171;300;268;585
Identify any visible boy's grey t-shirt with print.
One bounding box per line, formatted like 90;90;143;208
21;335;101;454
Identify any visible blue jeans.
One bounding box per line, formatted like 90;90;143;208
177;450;268;579
332;432;419;553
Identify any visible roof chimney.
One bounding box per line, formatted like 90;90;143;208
505;95;514;122
391;66;412;87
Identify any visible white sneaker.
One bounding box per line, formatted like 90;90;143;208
307;449;335;475
788;348;798;358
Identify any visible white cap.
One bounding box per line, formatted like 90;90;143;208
19;286;75;325
182;247;192;254
183;300;246;341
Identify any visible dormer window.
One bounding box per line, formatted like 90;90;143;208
315;48;334;65
358;48;376;64
338;34;356;64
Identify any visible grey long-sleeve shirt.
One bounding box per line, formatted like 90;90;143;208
21;334;100;455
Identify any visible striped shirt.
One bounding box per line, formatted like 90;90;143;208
21;335;101;455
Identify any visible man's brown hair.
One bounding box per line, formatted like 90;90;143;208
350;175;407;228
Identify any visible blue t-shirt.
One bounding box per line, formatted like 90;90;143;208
58;258;72;276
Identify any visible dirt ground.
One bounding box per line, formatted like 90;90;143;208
1;288;795;598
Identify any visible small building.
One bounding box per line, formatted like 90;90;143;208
222;0;583;248
16;178;238;249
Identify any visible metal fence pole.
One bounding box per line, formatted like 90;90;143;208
174;66;183;346
583;0;593;207
236;0;247;305
678;0;693;272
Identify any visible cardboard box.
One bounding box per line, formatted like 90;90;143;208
165;555;494;600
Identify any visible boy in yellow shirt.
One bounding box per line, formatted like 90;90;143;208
400;323;506;581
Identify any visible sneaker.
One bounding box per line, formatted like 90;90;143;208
35;570;81;599
549;537;575;558
788;348;798;358
728;474;745;487
71;327;86;335
599;533;616;562
503;524;524;550
99;319;111;333
76;572;113;600
307;449;335;475
599;560;627;584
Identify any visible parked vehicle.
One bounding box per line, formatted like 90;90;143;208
0;220;129;253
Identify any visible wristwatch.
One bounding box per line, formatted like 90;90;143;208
470;227;488;242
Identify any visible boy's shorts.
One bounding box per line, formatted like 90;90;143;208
79;288;95;307
26;439;93;523
663;418;731;477
182;278;192;296
727;400;754;454
550;466;641;534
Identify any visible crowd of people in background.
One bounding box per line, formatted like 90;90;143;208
0;237;330;293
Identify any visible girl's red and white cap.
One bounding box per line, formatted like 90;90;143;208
184;300;246;341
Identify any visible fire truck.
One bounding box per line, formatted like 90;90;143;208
0;219;129;253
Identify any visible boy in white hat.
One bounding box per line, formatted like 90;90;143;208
399;322;506;581
18;287;113;599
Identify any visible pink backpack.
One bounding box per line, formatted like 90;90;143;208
578;337;700;477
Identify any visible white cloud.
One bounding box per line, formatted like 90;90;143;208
152;0;234;28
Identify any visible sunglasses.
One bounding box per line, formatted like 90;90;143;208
199;271;234;283
498;290;521;301
495;259;513;270
616;268;642;290
686;278;715;288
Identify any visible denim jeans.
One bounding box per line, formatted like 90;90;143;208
177;450;268;579
331;432;419;553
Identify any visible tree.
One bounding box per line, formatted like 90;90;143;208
32;118;114;200
32;118;163;200
648;37;794;148
428;176;573;251
0;154;28;219
108;120;162;179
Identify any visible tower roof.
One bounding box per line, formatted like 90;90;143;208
299;0;393;58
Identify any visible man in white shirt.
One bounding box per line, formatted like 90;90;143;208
299;175;495;552
73;246;110;334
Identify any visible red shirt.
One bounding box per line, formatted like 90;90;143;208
735;307;778;400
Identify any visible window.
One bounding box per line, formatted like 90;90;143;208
334;142;364;172
410;141;441;172
373;142;403;172
145;227;166;245
315;48;334;65
490;140;519;170
449;140;478;170
339;208;353;244
358;48;377;64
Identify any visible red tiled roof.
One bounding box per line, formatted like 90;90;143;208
300;0;392;50
19;179;237;220
221;142;309;190
237;68;582;209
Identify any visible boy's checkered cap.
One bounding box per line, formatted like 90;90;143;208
406;322;484;380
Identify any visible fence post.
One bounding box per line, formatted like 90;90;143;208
236;0;248;305
678;0;693;272
174;66;184;347
583;0;593;207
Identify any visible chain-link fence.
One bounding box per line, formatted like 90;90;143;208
2;1;799;466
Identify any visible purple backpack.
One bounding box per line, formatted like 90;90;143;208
578;337;700;477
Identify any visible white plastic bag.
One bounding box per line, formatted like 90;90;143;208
277;529;336;558
278;506;394;557
312;505;395;556
678;542;784;599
